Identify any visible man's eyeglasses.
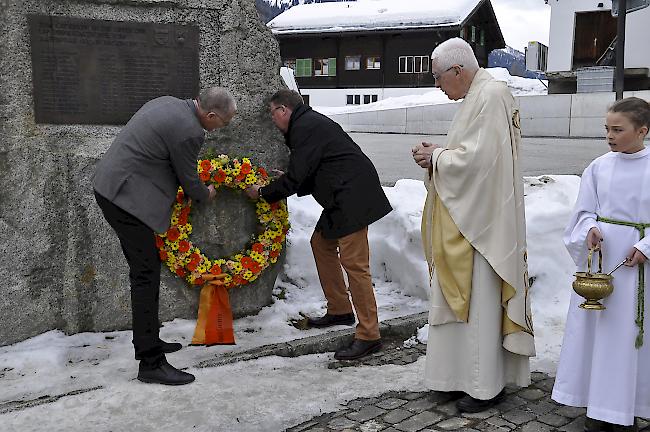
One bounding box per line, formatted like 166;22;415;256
270;105;285;115
213;111;231;126
432;64;463;81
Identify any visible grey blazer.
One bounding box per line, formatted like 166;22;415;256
93;96;210;233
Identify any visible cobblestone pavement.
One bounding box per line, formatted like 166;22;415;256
286;341;650;432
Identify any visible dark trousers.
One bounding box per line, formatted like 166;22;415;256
94;191;163;365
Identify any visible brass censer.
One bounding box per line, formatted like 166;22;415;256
572;248;627;310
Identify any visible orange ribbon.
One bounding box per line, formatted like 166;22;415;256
191;274;235;345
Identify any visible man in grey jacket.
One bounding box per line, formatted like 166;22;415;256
93;87;237;385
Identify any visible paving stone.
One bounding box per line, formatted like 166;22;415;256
347;405;387;423
537;413;571;427
394;411;444;432
520;420;554;432
402;397;437;413
534;378;555;393
436;417;474;430
527;400;557;416
502;409;537;425
304;428;328;432
518;389;546;401
484;416;516;429
531;372;547;382
554;406;586;419
637;418;649;429
381;428;401;432
347;398;380;411
383;409;414;425
359;419;388;432
559;416;586;432
436;400;460;416
328;416;359;430
461;408;499;420
287;420;321;432
400;391;429;401
375;398;408;410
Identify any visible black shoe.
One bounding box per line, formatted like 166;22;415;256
610;419;638;432
432;390;466;402
137;360;195;385
334;338;382;360
585;417;611;432
161;340;182;354
307;313;355;328
456;389;506;413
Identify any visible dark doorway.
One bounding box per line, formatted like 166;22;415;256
573;11;617;69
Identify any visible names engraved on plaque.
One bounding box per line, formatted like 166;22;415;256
28;15;200;124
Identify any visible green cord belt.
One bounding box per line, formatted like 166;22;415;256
597;215;649;348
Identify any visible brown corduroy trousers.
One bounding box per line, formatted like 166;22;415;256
310;227;380;341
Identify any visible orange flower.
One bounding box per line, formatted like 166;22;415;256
241;256;254;269
270;202;279;211
159;250;168;261
176;191;185;203
214;169;227;183
178;240;190;253
240;163;251;175
167;227;180;241
270;250;280;258
178;214;188;226
235;172;246;182
210;265;222;275
200;160;212;171
250;262;261;274
194;277;204;286
187;261;198;272
252;243;264;253
176;268;186;277
257;167;268;179
199;171;210;182
155;236;164;249
273;236;282;244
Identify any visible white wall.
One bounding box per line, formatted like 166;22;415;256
301;87;436;107
328;90;650;138
547;0;650;72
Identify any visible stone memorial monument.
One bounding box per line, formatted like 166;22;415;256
0;0;289;346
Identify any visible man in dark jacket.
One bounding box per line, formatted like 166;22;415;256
93;87;237;385
245;90;392;360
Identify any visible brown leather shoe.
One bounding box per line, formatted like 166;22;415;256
456;389;506;413
307;313;355;328
334;338;382;360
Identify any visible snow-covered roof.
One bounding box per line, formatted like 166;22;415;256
268;0;486;35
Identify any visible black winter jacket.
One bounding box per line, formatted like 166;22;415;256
260;104;392;239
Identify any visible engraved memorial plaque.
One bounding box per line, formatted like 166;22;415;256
28;15;200;124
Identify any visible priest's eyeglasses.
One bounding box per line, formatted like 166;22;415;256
432;64;463;81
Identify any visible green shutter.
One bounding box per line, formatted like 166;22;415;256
329;58;337;76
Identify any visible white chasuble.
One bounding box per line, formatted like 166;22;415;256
421;69;534;399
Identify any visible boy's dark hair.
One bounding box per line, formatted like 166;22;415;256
270;90;304;110
609;97;650;129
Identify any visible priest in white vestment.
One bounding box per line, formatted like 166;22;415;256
412;38;535;413
552;97;650;431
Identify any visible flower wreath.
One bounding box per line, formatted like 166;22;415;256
156;155;290;289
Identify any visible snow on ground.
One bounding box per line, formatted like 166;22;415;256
316;68;548;116
0;176;581;431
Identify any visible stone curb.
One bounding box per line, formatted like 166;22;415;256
196;311;428;368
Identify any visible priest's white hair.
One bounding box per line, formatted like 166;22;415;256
431;38;479;74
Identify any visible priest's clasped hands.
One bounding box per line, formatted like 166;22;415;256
412;142;442;169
